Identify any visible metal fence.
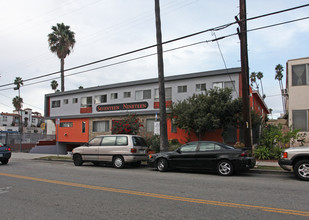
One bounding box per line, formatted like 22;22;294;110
0;132;55;152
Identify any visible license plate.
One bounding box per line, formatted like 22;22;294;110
0;153;3;157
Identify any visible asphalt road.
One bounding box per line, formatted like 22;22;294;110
0;156;308;220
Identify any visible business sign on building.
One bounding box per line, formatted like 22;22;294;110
96;102;148;112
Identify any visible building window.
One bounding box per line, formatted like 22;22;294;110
213;82;223;89
60;122;73;127
123;91;131;98
32;118;36;123
63;99;69;105
177;85;187;93
293;110;308;131
292;64;309;86
196;83;206;92
135;90;151;100
94;95;107;104
171;119;177;133
154;87;172;101
72;98;78;104
81;97;92;108
93;121;109;132
111;93;118;100
224;81;235;90
2;116;7;122
82;122;86;133
51;100;61;108
146;119;155;132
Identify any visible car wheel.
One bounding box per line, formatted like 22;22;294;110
113;156;125;169
217;160;234;176
1;159;8;165
156;158;168;172
73;154;83;166
294;160;309;181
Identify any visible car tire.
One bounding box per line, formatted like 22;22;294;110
217;160;234;176
113;156;125;169
73;154;83;166
294;160;309;181
156;158;168;172
1;159;8;165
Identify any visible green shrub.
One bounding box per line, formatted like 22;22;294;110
254;146;271;160
146;135;160;152
168;139;181;151
270;146;283;160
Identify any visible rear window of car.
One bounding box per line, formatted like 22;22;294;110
132;136;147;147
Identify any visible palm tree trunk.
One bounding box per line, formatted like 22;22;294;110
60;58;65;92
260;79;264;98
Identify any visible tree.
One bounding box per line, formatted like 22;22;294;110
48;23;76;92
12;96;23;111
14;77;23;89
250;72;258;89
256;71;265;99
50;80;58;92
78;86;84;89
170;88;242;140
275;64;285;113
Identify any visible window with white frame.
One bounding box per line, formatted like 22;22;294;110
196;83;206;92
135;90;151;100
154;87;172;101
123;91;131;98
51;100;61;108
146;119;155;132
292;64;309;86
213;82;223;89
72;98;78;104
177;85;187;93
93;121;109;132
111;93;118;100
81;97;92;108
293;110;308;131
63;99;69;105
94;95;107;104
2;116;7;122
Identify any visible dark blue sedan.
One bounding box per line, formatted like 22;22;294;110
0;143;12;165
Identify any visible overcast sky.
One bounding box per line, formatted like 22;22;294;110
0;0;308;119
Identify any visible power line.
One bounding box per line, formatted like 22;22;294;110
1;3;309;89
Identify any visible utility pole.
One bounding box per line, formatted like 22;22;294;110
154;0;169;152
237;0;252;150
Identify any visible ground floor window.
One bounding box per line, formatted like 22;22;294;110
93;121;109;132
293;110;308;131
146;119;155;132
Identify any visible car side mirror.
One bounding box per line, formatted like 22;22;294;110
176;148;181;154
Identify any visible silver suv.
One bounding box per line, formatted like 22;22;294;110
72;135;148;168
278;146;309;181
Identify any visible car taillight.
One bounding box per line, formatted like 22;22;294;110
8;147;11;151
131;148;137;153
240;152;247;157
283;152;288;158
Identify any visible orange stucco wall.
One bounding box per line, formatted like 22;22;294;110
56;118;89;143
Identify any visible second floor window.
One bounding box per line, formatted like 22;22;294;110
51;100;60;108
94;95;107;104
292;64;309;86
111;93;118;100
154;87;172;101
63;99;69;104
177;85;187;93
2;116;7;122
72;98;78;103
81;97;92;108
135;90;151;100
123;91;131;98
196;83;206;92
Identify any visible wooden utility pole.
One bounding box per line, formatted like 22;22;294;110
154;0;169;151
238;0;253;150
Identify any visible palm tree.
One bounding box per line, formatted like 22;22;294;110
14;77;23;89
12;96;23;111
51;80;59;92
48;23;76;92
275;64;285;113
250;72;258;89
256;71;265;99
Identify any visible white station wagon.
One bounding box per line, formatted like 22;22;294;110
72;135;148;168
